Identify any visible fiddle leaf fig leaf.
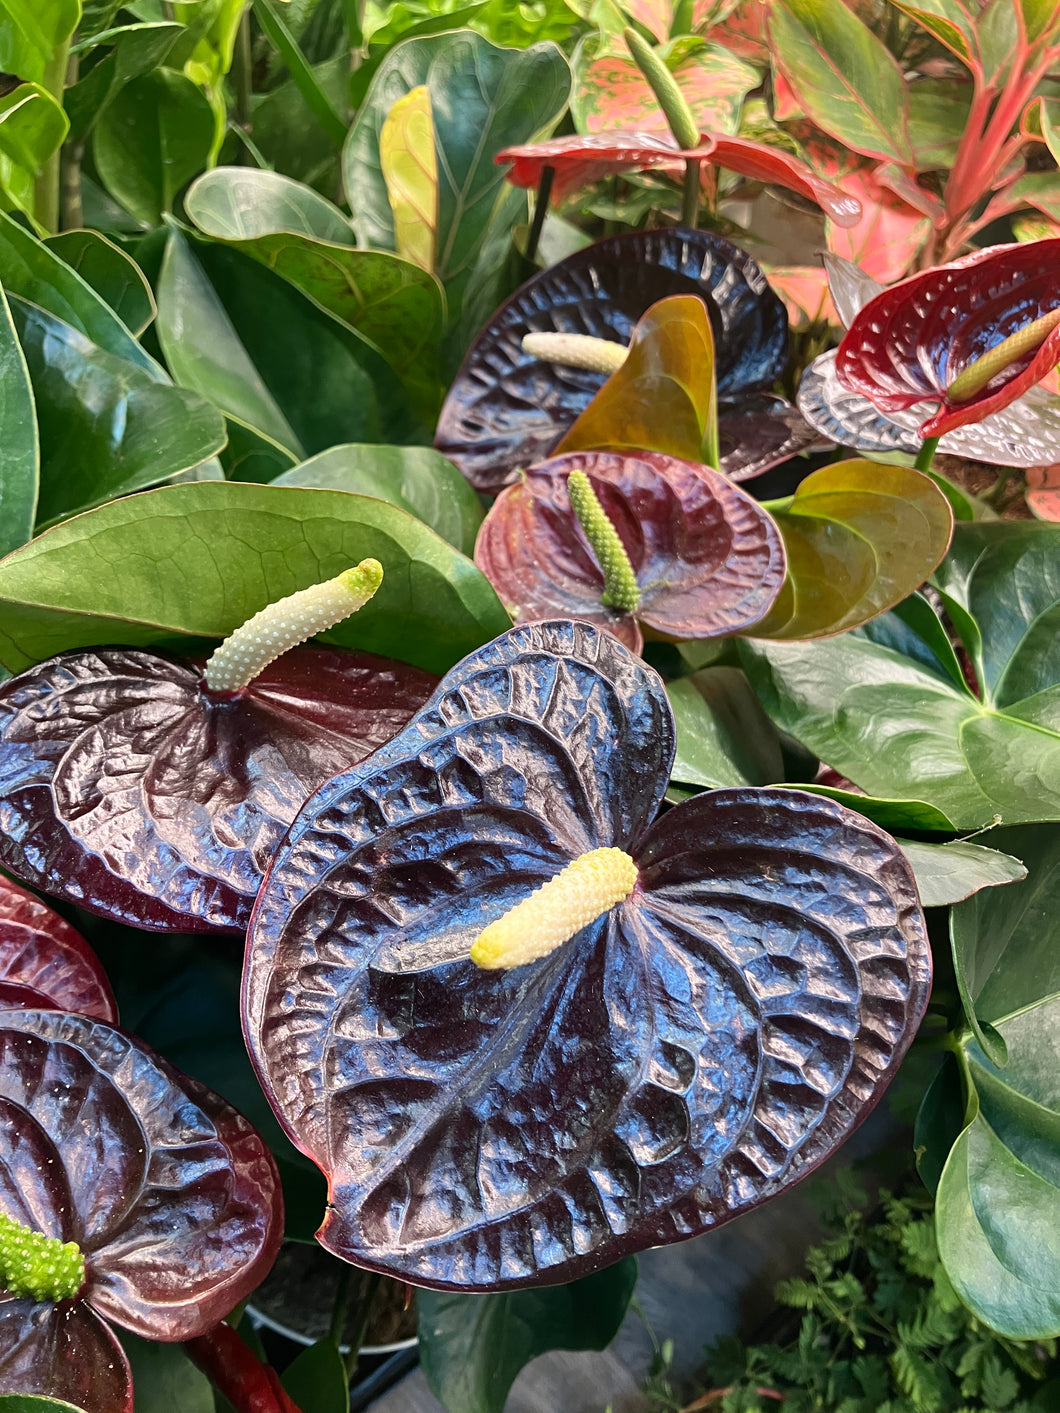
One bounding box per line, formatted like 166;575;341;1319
380;85;438;272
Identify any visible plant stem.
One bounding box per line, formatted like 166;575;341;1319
328;1267;352;1347
914;436;939;472
233;6;253;155
345;1271;383;1381
681;159;700;229
525;164;554;265
33;39;72;233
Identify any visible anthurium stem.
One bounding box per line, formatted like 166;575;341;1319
681;159;701;229
623;27;700;152
946;307;1060;403
0;1211;84;1302
522;331;627;375
914;437;940;472
525;164;554;266
566;470;641;612
203;559;383;692
471;847;638;970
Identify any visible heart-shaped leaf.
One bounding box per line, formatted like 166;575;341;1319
747;460;953;639
835;239;1060;439
0;285;37;558
0;875;117;1019
44;230;155;337
707;134;862;225
244;619;929;1291
435;227;789;493
270;443;484;557
475;449;785;651
0;645;437;933
0;481;509;677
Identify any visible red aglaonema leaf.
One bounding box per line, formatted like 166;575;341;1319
1026;463;1060;520
835;239;1060;438
0;1009;282;1410
0;874;117;1021
498;132;717;203
825;168;932;283
0;646;437;934
185;1321;302;1413
435;228;799;494
761;264;838;328
243;620;930;1292
474;451;785;652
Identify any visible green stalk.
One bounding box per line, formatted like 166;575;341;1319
567;471;641;613
914;436;940;472
681;158;700;229
34;38;72;233
623;28;699;150
233;7;253;147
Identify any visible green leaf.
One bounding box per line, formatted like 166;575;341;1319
0;1399;91;1412
0;210;158;371
0;83;68;218
343;30;571;345
418;1258;637;1413
64;23;185;143
0;282;38;556
184;167;445;410
222;418;299;484
281;1340;349;1413
0;481;510;676
906;78;973;167
94;69;216;226
10;294;226;528
667;667;785;789
749;461;954;639
45;229;156;335
0;0;79;85
770;0;913;164
271;443;484;556
795;784;957;833
937;999;1060;1339
118;1330;215;1413
380;84;438;271
740;586;1060;828
888;0;978;66
899;838;1027;910
915;1053;966;1193
252;0;347;146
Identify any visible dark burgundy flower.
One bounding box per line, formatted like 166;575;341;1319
835;239;1060;439
474;450;786;652
0;1007;282;1412
243;620;930;1292
0;874;116;1018
0;645;438;934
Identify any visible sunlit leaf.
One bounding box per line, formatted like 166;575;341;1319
380;85;438;272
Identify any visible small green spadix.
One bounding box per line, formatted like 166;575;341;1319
566;470;641;613
204;559;384;693
471;847;638;970
522;332;628;376
0;1211;85;1303
947;306;1060;403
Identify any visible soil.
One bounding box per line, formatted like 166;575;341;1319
250;1242;418;1349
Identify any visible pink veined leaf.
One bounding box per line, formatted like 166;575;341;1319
624;0;673;41
826;168;933;282
772;68;803;121
762;265;839;328
700;0;771;61
0;874;117;1022
1025;463;1060;520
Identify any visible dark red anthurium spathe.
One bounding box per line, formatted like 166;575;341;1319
0;645;438;934
243;620;931;1293
0;874;117;1019
0;1007;282;1413
835;239;1060;439
474;450;786;652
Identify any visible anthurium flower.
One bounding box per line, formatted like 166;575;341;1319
835;239;1060;439
0;1006;282;1412
0;567;438;934
474;450;786;652
243;620;930;1293
435;227;815;494
0;874;116;1018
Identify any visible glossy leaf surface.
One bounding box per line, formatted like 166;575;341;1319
0;284;37;558
835;240;1060;439
244;620;930;1291
898;839;1027;910
0;645;437;932
44;231;155;337
0;1010;282;1403
434;227;789;493
748;460;953;639
667;666;785;790
0;875;117;1020
0;480;509;678
475;450;785;651
706;135;861;225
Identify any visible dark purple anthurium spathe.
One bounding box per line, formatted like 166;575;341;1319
835;239;1060;440
243;620;931;1293
0;1007;283;1413
0;646;438;934
0;874;117;1019
434;228;817;494
474;450;786;652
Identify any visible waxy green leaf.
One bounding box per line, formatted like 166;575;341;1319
45;230;155;336
280;1339;349;1413
0;481;510;676
271;443;484;557
0;0;79;85
0;284;37;558
0;84;68;220
900;838;1027;910
667;666;785;790
748;460;954;639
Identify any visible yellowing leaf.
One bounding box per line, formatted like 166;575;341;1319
380;85;438;272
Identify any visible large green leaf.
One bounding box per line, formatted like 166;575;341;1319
749;461;954;639
156;232;421;458
770;0;913;164
667;666;784;789
271;443;484;556
10;295;226;528
740;580;1060;828
0;0;80;84
184;167;445;409
937;998;1060;1338
94;69;216;226
0;283;38;557
280;1340;349;1413
343;31;571;344
64;22;185;142
0;83;68;219
0;481;510;675
417;1258;637;1413
118;1331;214;1413
45;228;155;335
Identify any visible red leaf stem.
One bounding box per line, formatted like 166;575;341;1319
184;1322;303;1413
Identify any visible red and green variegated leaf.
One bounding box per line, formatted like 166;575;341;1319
709;135;862;225
1009;171;1060;225
907;79;974;169
0;875;117;1022
701;0;770;60
496;131;717;203
889;0;980;69
770;0;914;164
762;265;838;329
826;169;931;283
1026;464;1060;521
